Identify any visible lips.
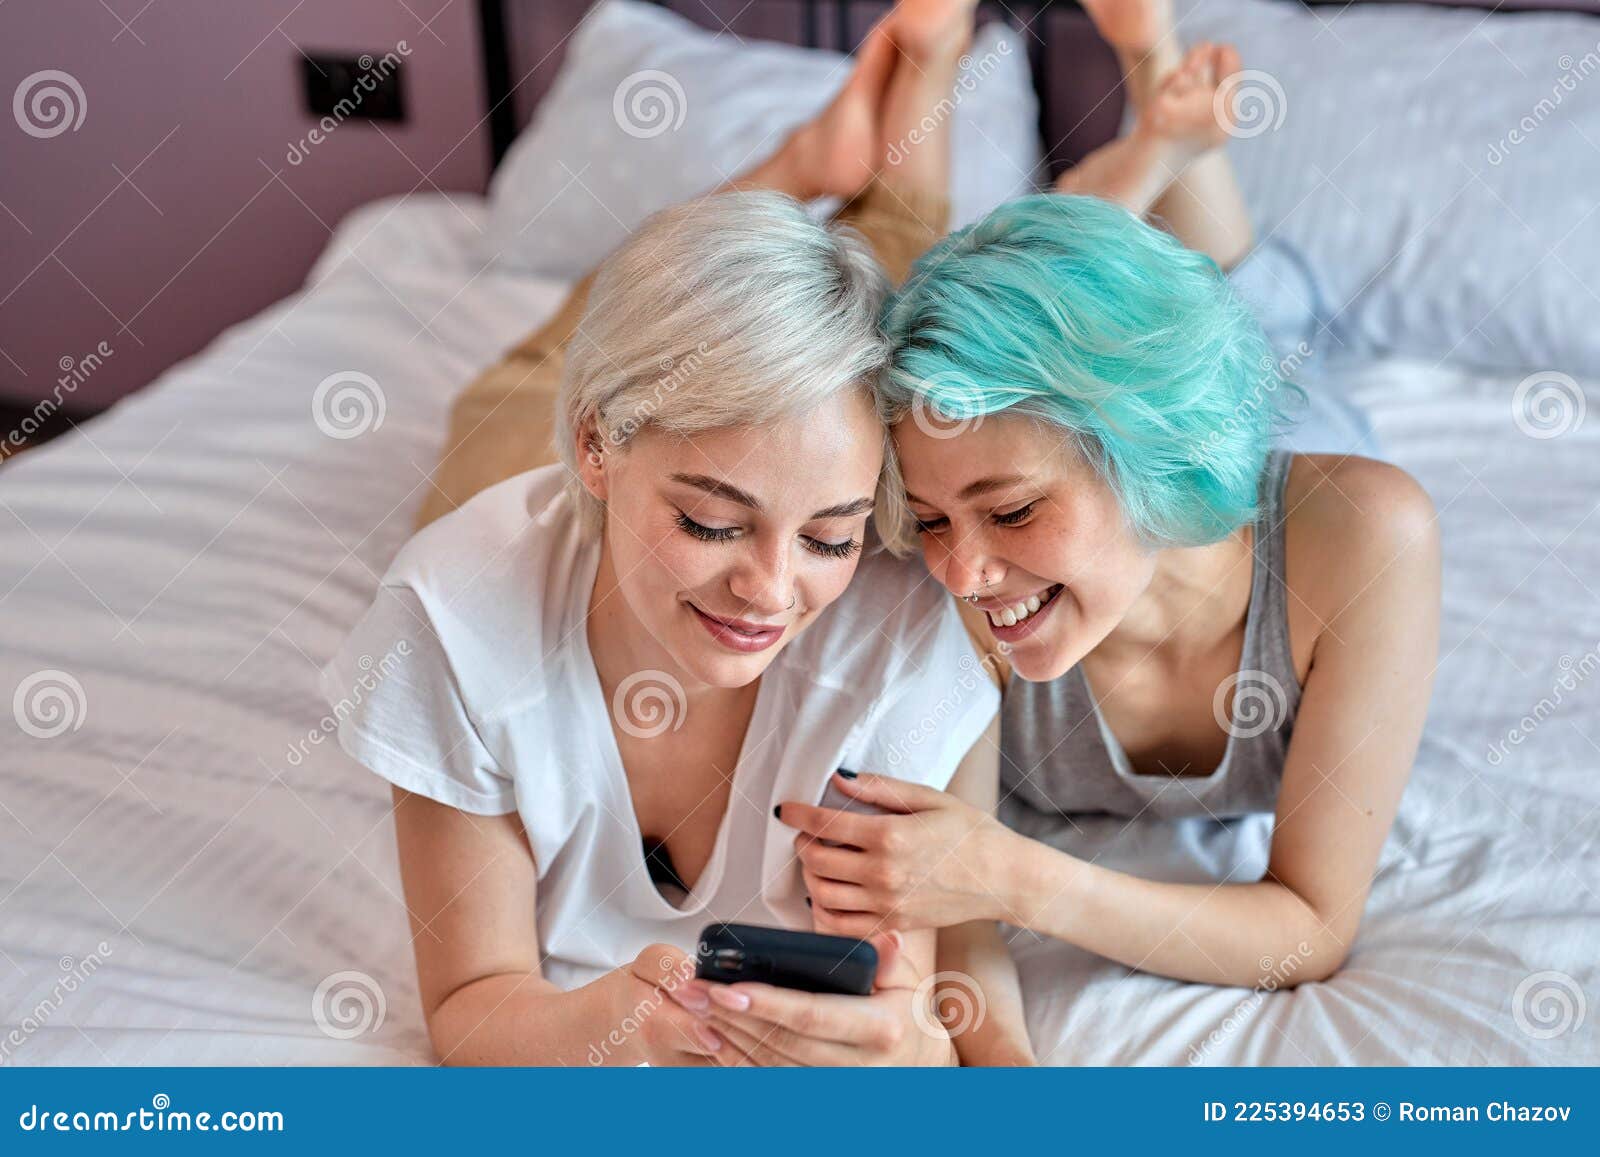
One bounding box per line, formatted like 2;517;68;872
982;583;1064;643
689;603;786;654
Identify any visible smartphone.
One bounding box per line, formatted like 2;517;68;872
695;922;876;996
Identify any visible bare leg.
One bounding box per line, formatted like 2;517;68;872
720;20;899;202
1075;0;1254;268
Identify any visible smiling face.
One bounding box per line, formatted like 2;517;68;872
894;413;1157;681
579;387;885;690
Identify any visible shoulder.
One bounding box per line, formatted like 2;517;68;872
1282;454;1440;628
382;464;586;717
388;464;573;590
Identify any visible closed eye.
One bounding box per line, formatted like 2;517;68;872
675;511;738;542
802;536;862;560
913;515;949;535
993;501;1037;527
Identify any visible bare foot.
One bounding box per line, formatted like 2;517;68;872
780;22;898;200
882;0;980;67
1136;42;1241;160
1079;0;1174;56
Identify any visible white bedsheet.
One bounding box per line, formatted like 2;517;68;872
2;197;1596;1066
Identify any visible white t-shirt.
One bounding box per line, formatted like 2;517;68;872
321;465;998;990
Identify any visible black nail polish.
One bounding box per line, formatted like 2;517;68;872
837;768;858;780
773;804;782;819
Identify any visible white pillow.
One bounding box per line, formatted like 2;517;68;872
486;0;1041;280
1177;0;1600;376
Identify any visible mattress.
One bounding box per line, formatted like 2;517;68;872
1;196;1596;1066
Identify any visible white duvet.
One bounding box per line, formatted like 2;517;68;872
1;196;1596;1066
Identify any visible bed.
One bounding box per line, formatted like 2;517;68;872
2;0;1597;1066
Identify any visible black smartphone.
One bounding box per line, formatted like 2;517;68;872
695;922;877;996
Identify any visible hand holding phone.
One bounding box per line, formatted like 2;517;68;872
695;922;876;996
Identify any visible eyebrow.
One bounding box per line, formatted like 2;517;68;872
904;474;1030;507
670;473;874;520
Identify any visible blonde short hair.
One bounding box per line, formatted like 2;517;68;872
557;190;894;532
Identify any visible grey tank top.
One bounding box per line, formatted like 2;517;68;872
1000;451;1299;821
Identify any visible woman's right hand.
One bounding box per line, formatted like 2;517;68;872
608;944;732;1067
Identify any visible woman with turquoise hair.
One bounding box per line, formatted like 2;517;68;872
774;188;1441;994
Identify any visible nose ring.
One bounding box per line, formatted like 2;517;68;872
786;593;797;611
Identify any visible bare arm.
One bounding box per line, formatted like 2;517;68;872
391;787;724;1065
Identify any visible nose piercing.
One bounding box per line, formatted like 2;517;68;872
786;594;797;611
964;572;995;604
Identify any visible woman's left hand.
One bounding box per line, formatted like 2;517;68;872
776;772;1014;935
670;931;956;1067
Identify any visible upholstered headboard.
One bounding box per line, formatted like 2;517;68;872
475;0;1600;179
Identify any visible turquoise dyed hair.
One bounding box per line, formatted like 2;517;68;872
880;194;1298;551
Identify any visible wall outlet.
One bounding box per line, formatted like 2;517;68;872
300;52;407;123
